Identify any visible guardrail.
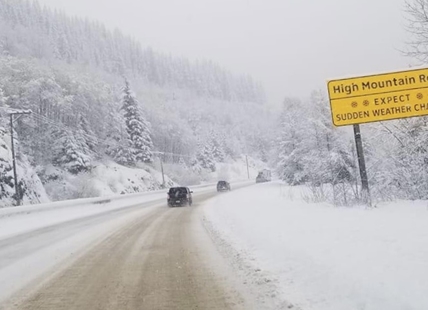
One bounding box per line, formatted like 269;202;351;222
0;179;253;219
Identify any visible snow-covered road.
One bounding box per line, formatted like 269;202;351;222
203;181;428;310
3;180;426;310
0;181;254;309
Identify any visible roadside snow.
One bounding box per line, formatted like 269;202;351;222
0;203;159;304
0;180;252;303
0;180;251;240
203;182;428;310
0;192;164;240
0;127;49;207
42;161;175;201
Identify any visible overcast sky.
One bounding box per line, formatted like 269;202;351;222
38;0;410;106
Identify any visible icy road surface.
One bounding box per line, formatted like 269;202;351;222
0;182;255;310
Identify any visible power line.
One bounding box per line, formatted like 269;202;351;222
1;107;102;147
30;112;101;143
31;113;194;159
1;107;193;160
28;114;99;157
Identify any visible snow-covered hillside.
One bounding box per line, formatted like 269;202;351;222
41;157;260;201
0;0;273;207
0;125;49;207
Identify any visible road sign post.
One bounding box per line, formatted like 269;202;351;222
353;124;371;206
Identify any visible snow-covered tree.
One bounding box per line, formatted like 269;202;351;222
108;144;134;166
0;86;7;107
368;117;428;200
211;133;225;162
178;156;187;168
196;141;216;172
78;114;97;152
275;91;358;204
0;0;276;205
52;129;91;174
121;79;153;164
276;92;355;189
0;0;266;103
306;90;354;186
190;155;203;174
276;97;309;185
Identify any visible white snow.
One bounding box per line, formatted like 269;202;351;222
40;158;260;203
213;156;265;182
0;128;50;207
203;181;428;310
0;180;251;240
42;161;175;201
0;180;251;303
0;192;164;240
0;202;160;303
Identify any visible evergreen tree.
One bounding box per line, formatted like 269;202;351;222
121;79;153;164
105;117;134;166
276;98;308;185
196;141;216;172
52;129;90;174
104;101;130;164
78;114;97;152
190;155;202;174
108;143;134;166
211;133;225;162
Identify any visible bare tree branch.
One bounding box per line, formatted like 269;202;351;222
403;0;428;62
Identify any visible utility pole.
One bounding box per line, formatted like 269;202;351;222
160;152;165;188
246;155;250;179
353;124;371;206
9;110;31;206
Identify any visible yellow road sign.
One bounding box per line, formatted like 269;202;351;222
327;67;428;126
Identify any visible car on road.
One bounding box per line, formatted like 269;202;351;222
256;169;272;183
167;187;193;207
217;180;231;192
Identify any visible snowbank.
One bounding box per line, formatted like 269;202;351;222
42;161;175;201
0;180;252;240
203;182;428;310
0;191;164;240
41;157;262;203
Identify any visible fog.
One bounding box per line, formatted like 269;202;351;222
38;0;410;105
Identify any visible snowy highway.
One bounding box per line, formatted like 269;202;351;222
0;182;254;310
3;0;428;309
2;181;428;310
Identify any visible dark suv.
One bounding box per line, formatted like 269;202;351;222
217;181;231;192
167;187;193;207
